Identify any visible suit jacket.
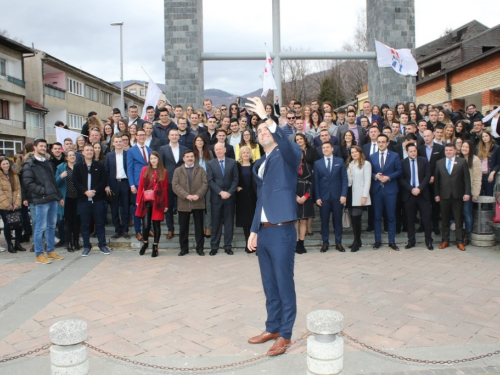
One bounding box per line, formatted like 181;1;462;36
126;144;152;188
178;131;195;150
369;150;402;195
206;157;239;199
399;156;431;202
362;142;394;159
434;157;471;199
146;137;162;152
338;124;366;146
210;143;235;159
394;142;421;161
418;143;444;177
356;113;382;127
104;150;128;192
315;145;342;159
251;125;302;233
127;117;145;129
73;160;108;202
313;135;339;148
172;164;208;211
313;156;348;201
159;144;188;185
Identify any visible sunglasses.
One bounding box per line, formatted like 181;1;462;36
287;117;296;120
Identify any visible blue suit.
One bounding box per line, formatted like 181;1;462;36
314;156;348;245
251;125;302;340
369;150;402;243
126;145;152;234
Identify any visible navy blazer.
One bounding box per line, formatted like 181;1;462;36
251;126;302;233
315;145;342;160
418;143;444;177
206;157;239;197
313;156;348;200
313;135;339;148
356;114;382;127
104;150;128;192
159;144;188;185
362;142;394;160
126;144;152;188
369;150;402;195
399;156;431;202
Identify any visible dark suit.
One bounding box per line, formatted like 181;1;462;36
206;157;238;251
315;145;342;159
159;143;188;232
399;156;433;245
356;113;382;127
314;156;348;245
251;125;302;340
146;137;162;152
434;157;471;244
418;143;444;232
370;150;402;243
313;135;339;148
127;117;145;129
104;150;130;235
210;142;235;159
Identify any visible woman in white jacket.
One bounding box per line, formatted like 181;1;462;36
346;145;372;252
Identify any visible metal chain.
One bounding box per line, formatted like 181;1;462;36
0;343;51;363
342;331;500;364
83;332;310;372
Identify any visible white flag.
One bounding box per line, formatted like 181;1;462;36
55;127;80;150
262;48;277;97
375;40;418;76
141;79;163;119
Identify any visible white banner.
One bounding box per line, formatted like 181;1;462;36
375;40;418;76
141;79;163;119
262;47;277;97
55;127;80;150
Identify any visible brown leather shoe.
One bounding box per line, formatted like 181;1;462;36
135;233;143;241
457;243;466;251
438;242;449;249
166;231;174;240
267;337;291;356
248;331;279;344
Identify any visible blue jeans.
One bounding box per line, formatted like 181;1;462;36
79;200;107;249
34;201;58;256
464;199;473;233
131;193;142;234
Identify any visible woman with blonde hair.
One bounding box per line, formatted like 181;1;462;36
235;129;261;161
346;146;371;252
76;135;86;153
438;110;453;126
196;109;207;125
460;141;481;245
443;124;456;144
302;105;312;131
87;115;103;134
477;131;500;197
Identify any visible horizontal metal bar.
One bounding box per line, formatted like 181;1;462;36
200;51;376;61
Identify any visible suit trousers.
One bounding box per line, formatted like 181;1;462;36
178;210;204;252
319;197;343;245
257;223;297;340
210;197;235;251
440;197;464;243
80;200;107;249
131;193;142;234
372;188;397;243
164;184;175;232
111;180;130;234
429;184;441;231
404;194;433;245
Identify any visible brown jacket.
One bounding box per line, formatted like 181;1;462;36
172;164;208;212
0;173;21;210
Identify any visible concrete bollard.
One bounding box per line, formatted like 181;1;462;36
306;310;344;375
50;319;89;375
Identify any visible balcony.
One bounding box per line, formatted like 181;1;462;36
44;84;66;100
0;118;25;129
26;127;43;139
7;75;25;88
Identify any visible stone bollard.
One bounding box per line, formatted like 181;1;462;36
306;310;344;375
50;319;89;375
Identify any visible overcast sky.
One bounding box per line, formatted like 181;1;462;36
1;0;498;96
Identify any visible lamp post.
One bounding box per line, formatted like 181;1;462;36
111;22;124;114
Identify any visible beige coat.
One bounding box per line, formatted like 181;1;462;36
469;155;482;197
0;173;21;210
172;164;208;212
348;160;372;206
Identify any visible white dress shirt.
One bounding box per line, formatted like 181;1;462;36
260;121;277;222
115;151;127;179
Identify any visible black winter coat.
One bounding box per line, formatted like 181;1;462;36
22;156;62;205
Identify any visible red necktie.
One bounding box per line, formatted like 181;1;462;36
141;146;147;163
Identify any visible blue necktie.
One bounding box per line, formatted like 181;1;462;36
446;159;452;175
380;152;385;171
327;158;331;173
219;160;225;176
411;159;416;188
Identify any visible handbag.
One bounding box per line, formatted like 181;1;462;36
143;181;157;202
493;193;500;223
5;210;23;229
342;206;351;228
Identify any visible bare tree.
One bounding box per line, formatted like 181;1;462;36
0;29;23;44
280;47;311;105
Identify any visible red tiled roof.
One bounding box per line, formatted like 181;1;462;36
26;100;48;111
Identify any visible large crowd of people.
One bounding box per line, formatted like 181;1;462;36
1;97;499;263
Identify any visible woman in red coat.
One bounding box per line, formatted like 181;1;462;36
136;151;168;257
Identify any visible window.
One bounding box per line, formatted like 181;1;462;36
26;112;41;129
0;100;9;119
101;91;111;106
68;113;84;130
85;85;99;101
421;62;441;78
0;58;5;76
129;89;137;95
67;78;84;96
140;89;146;96
0;140;23;158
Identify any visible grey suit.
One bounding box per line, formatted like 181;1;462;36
206;158;239;252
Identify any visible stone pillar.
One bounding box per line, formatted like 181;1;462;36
164;0;204;109
367;0;416;107
50;319;89;375
306;310;344;375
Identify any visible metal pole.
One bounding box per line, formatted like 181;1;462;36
272;0;281;106
119;24;124;114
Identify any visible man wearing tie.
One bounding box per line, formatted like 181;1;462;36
434;143;471;251
399;144;433;250
246;97;302;356
206;143;238;256
370;134;402;250
314;142;348;253
126;129;152;241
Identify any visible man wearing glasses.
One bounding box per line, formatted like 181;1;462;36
282;112;296;137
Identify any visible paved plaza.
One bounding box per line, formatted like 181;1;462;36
1;223;500;374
